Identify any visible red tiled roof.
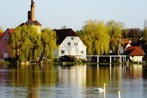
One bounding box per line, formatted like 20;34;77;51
124;46;145;56
0;33;3;36
0;33;4;39
54;28;77;45
0;28;14;39
7;28;14;34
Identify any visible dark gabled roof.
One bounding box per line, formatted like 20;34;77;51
123;46;145;56
19;20;42;26
54;28;78;45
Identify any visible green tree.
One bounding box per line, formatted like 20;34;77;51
8;26;43;62
107;20;124;54
0;27;3;32
41;28;57;60
143;29;147;41
80;20;110;55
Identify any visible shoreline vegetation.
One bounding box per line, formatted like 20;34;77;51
0;59;10;68
0;59;146;68
5;20;147;65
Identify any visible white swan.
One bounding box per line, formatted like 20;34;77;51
94;83;106;92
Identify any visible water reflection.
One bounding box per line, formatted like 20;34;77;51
0;64;147;98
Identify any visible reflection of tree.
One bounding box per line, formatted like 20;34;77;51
86;66;110;87
12;64;56;97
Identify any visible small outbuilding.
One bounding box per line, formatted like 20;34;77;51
123;46;145;62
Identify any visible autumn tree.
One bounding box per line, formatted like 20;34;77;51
80;20;110;55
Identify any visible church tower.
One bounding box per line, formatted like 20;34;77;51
28;0;35;21
20;0;42;34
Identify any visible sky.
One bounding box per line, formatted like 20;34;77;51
0;0;147;31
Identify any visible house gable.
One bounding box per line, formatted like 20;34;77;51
54;28;87;59
54;28;77;45
0;28;14;59
59;36;87;59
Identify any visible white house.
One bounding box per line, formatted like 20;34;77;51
59;36;86;59
54;28;87;59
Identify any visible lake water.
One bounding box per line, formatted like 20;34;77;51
0;64;147;98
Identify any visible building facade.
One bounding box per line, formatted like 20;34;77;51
55;29;87;59
0;29;14;59
123;46;145;62
59;36;87;59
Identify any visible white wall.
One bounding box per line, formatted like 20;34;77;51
58;36;86;59
130;56;143;62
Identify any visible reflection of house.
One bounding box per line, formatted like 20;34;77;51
57;65;86;97
55;29;87;59
0;29;14;59
123;46;145;62
130;64;143;78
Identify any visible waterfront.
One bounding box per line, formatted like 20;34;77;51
0;64;147;98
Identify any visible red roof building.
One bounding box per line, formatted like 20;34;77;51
0;28;14;59
124;46;145;56
123;46;145;62
0;33;4;38
0;0;42;59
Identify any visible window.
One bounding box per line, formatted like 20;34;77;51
67;42;71;46
71;37;74;40
74;43;78;46
81;50;84;54
61;50;65;54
